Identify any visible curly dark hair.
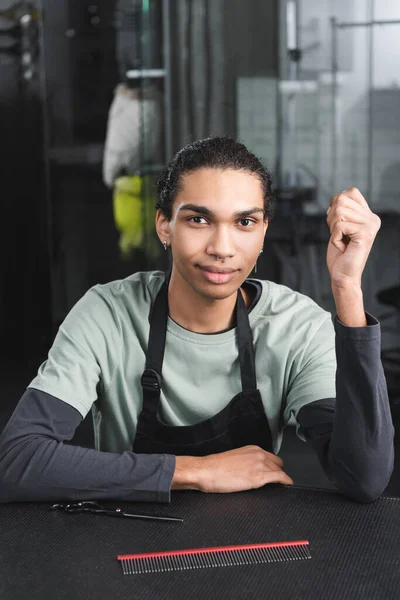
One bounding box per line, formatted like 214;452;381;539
156;137;274;220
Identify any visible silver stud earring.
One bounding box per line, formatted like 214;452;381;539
163;241;168;251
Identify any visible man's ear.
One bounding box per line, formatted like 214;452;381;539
263;219;269;236
155;209;171;245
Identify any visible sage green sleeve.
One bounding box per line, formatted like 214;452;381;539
29;287;120;418
283;313;337;437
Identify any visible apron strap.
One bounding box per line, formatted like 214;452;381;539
236;289;257;392
140;277;169;415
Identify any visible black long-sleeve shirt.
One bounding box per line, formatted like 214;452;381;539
0;314;394;504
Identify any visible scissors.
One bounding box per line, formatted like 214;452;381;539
51;501;183;523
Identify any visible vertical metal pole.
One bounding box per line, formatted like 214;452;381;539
276;0;287;188
275;82;283;188
37;0;55;333
315;60;322;207
162;0;173;162
286;0;298;188
367;0;374;202
330;17;338;194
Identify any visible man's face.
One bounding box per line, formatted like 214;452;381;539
156;167;268;301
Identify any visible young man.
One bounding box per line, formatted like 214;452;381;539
0;137;394;504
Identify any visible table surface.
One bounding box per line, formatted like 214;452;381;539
2;486;400;600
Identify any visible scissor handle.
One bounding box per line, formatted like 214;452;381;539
51;501;104;513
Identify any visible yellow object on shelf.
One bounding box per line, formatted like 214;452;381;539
113;175;157;258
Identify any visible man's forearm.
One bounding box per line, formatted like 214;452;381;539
299;312;394;503
328;314;394;501
332;283;367;327
0;438;175;504
0;390;175;503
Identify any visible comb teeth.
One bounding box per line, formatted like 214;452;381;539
118;540;311;575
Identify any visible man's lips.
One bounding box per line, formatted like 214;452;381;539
198;265;237;274
197;265;238;284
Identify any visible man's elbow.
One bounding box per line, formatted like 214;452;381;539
0;477;26;503
0;436;41;503
0;461;21;503
339;482;385;504
335;458;394;504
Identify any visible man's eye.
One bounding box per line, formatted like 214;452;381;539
189;216;208;224
239;219;254;227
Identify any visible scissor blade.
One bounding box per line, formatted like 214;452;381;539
121;511;183;522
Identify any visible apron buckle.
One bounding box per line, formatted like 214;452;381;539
140;369;162;391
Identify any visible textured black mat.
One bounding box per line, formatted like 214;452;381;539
2;486;400;600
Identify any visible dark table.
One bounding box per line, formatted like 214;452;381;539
2;486;400;600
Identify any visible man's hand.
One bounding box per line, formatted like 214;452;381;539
171;445;293;493
326;187;381;290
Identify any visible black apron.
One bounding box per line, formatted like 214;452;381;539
132;277;273;456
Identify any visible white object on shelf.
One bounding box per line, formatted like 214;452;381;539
126;69;166;79
279;80;318;94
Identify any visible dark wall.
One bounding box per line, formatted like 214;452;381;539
0;1;122;356
0;25;51;359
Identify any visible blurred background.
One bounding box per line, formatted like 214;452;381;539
1;0;399;491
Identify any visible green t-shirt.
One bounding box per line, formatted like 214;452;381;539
29;271;336;454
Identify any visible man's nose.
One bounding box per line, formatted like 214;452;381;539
207;226;236;259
